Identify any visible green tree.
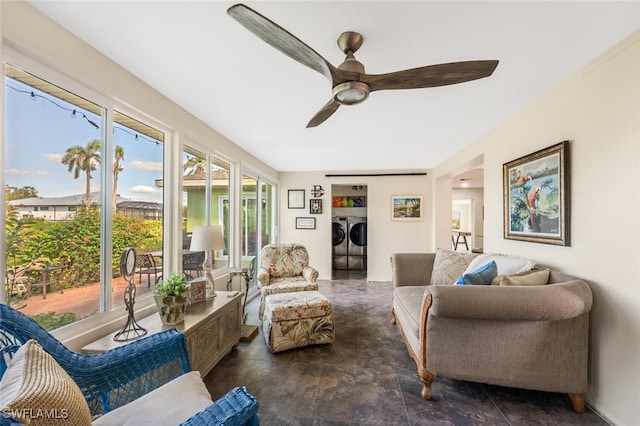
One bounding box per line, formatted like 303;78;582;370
61;139;102;211
6;185;38;201
113;145;125;212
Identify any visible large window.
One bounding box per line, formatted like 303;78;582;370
4;63;165;330
241;173;276;291
111;112;164;309
2;58;277;335
182;145;231;273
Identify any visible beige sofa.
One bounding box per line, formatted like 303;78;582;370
390;252;592;413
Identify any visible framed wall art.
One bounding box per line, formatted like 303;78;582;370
391;195;423;221
288;189;305;209
503;140;570;246
310;199;322;214
295;217;316;230
189;279;206;305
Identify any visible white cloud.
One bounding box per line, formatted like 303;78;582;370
129;160;163;172
35;171;51;176
45;153;63;162
130;185;160;194
6;168;30;176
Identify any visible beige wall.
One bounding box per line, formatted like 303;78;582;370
433;30;640;426
279;171;431;281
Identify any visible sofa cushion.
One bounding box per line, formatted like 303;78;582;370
500;269;550;286
0;339;92;426
92;371;212;425
430;248;477;285
463;253;535;277
392;286;427;355
457;261;498;285
263;290;332;322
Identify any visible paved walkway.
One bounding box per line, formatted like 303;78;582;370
16;276;154;319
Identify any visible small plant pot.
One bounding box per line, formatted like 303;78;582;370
154;294;188;325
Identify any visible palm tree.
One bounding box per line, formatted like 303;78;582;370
183;156;206;175
61;139;102;211
113;145;124;212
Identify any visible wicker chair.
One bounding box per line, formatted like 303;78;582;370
0;303;259;425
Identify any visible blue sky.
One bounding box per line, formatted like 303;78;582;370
5;78;164;202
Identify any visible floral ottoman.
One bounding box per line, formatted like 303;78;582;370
263;291;335;353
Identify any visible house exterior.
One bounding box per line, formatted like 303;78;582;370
1;2;638;425
9;192;161;221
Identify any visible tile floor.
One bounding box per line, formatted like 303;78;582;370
203;275;608;425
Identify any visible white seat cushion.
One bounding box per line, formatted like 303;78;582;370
92;371;211;425
463;253;535;277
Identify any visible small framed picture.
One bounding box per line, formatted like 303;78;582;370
391;195;424;221
288;189;305;209
310;199;322;214
296;217;316;230
189;279;206;304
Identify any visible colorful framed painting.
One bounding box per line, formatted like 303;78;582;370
189;279;206;305
503;141;570;246
391;195;423;221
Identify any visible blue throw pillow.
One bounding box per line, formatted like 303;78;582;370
456;260;497;285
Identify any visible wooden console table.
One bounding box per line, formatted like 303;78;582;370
452;230;471;251
82;291;242;377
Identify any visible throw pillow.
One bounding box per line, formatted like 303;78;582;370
430;248;477;285
463;253;535;276
500;269;550;286
0;339;91;426
457;260;498;285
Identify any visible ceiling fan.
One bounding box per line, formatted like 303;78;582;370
227;4;499;128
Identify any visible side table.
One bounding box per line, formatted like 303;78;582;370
82;291;242;377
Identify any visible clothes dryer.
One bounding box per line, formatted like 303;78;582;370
347;216;367;270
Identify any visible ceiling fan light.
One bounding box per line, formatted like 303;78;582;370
333;81;369;105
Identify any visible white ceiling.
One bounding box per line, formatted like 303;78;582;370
27;1;640;173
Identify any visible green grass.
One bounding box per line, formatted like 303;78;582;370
33;311;77;331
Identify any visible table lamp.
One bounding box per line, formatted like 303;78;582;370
190;225;225;299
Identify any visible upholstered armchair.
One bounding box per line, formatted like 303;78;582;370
256;243;319;318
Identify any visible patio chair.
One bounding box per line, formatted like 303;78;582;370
183;251;205;280
0;303;259;425
136;252;162;287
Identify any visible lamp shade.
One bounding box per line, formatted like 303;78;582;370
190;225;225;251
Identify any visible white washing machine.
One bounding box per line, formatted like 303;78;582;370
332;216;348;270
347;216;367;270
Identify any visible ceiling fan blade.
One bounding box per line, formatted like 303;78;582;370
228;4;339;84
306;99;341;128
365;60;499;92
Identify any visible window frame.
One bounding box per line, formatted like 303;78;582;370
1;49;172;340
181;138;236;278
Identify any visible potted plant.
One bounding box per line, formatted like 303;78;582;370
154;272;189;325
